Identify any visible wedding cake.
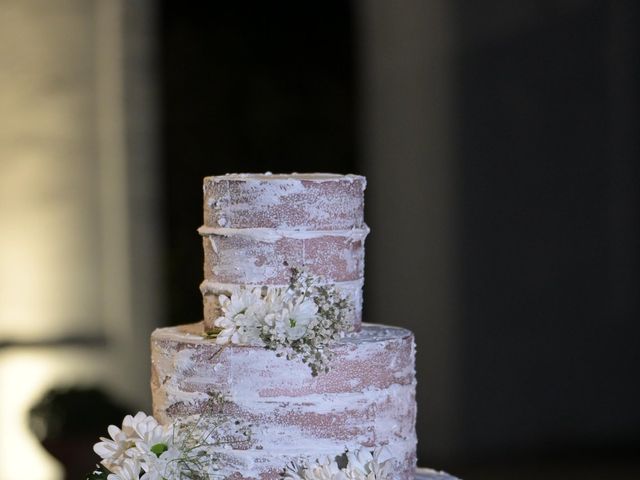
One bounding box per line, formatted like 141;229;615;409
150;173;417;479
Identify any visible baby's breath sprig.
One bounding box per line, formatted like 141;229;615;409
209;267;354;375
259;267;353;376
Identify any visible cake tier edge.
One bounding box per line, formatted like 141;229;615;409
151;322;417;480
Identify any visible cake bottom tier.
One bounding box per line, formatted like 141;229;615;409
151;323;417;479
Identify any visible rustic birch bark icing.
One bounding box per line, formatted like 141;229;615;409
199;173;368;331
151;323;417;480
150;173;418;479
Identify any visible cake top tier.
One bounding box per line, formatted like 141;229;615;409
203;173;366;231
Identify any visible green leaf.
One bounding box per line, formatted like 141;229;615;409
151;442;169;457
203;327;222;339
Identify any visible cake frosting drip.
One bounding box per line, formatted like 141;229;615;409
151;323;417;480
199;173;368;330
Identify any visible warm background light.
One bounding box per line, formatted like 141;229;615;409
0;349;109;479
0;0;100;341
0;157;100;341
0;1;159;478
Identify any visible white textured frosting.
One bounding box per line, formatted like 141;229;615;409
200;173;368;330
203;173;366;230
151;323;417;480
197;226;370;242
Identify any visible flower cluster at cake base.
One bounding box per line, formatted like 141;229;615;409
284;447;394;480
87;401;251;480
207;268;353;376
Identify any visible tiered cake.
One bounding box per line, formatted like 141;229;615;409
150;173;417;479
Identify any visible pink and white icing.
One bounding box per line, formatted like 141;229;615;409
151;323;417;480
203;173;366;230
150;173;418;479
199;173;369;330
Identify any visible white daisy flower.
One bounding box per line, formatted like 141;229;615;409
139;445;182;480
214;311;262;345
254;286;285;317
282;297;318;340
220;287;262;318
94;412;161;470
93;424;134;469
303;455;347;480
212;315;237;344
291;447;395;480
283;460;307;480
214;287;263;344
122;411;158;438
134;422;174;459
287;455;346;480
106;458;140;480
262;294;317;342
344;447;393;480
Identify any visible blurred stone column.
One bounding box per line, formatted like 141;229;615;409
357;0;459;463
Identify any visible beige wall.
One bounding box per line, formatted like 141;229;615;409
0;1;158;478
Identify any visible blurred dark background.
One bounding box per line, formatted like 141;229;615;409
161;2;358;326
0;0;638;479
160;1;640;478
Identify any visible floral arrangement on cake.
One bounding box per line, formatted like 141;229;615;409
206;268;353;376
88;411;190;480
87;410;393;480
284;447;394;480
87;393;251;480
